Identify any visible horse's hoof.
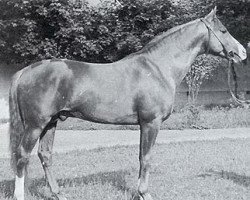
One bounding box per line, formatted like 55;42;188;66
139;193;153;200
14;193;24;200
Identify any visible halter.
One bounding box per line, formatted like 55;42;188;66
200;18;250;105
200;18;233;57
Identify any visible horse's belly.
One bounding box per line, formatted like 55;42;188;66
74;106;138;124
68;96;138;125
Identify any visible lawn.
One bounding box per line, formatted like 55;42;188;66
1;138;250;200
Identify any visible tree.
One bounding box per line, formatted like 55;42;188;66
216;0;250;44
185;55;221;104
0;0;249;65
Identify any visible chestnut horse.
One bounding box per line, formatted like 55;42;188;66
9;8;246;200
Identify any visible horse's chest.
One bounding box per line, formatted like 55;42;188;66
135;86;174;119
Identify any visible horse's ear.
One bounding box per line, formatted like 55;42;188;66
213;6;217;14
205;7;217;21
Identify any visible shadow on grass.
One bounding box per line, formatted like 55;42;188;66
198;169;250;187
0;170;139;200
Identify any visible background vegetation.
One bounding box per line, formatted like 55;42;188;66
0;0;249;65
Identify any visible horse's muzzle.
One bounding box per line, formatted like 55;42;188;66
228;50;247;65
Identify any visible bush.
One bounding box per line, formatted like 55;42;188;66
0;0;192;64
3;0;249;65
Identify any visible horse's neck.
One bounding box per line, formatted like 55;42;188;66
145;20;207;86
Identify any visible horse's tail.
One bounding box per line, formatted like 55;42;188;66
9;69;25;173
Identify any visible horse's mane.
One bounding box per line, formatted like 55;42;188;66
122;18;200;60
141;19;200;53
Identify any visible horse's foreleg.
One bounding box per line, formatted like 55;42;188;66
138;117;161;200
38;122;67;200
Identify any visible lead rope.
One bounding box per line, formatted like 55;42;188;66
227;59;250;105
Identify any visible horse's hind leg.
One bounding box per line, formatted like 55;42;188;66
138;117;161;200
14;127;42;200
38;121;67;200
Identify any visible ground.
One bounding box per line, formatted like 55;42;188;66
0;124;250;199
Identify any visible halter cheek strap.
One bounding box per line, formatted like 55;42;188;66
200;18;232;58
200;19;211;54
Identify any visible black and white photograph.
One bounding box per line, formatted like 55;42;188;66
0;0;250;199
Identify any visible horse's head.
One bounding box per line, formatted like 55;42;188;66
202;7;247;63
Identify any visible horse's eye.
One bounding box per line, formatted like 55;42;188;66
221;30;227;34
228;51;234;57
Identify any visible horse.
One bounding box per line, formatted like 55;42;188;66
9;7;247;200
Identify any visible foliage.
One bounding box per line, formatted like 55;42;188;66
2;0;248;64
216;0;250;45
185;55;221;104
179;104;202;129
0;0;175;63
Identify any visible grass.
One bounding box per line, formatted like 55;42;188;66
1;138;250;200
55;105;250;130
